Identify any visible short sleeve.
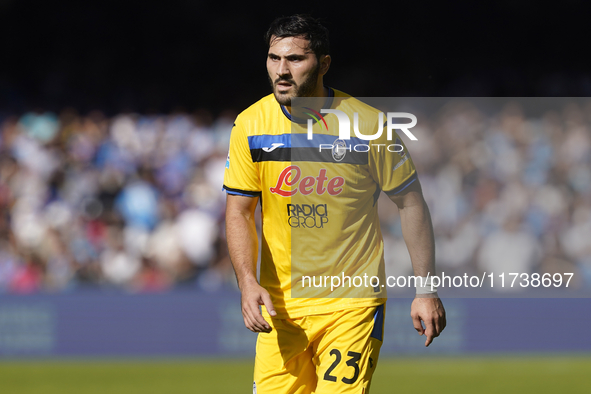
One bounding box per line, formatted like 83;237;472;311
223;118;261;197
369;130;418;195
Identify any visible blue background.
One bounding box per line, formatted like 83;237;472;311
1;293;590;357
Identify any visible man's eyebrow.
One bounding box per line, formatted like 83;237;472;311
286;54;308;59
267;52;310;59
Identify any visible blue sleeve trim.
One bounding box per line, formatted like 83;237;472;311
223;185;261;197
384;172;417;196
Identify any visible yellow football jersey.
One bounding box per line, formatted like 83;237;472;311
223;88;417;318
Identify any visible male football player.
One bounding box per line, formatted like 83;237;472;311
224;14;446;393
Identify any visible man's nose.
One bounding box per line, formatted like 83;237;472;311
277;59;290;77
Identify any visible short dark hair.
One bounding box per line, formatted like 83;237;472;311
265;14;330;59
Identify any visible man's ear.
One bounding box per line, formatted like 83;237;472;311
319;55;331;76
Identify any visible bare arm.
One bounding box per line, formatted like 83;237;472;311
389;179;446;346
389;180;436;279
226;194;276;333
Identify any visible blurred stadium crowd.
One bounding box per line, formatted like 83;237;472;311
0;100;590;294
381;100;591;290
0;109;234;293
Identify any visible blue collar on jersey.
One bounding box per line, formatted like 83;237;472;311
280;87;335;123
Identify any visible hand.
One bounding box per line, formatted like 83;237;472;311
410;296;446;347
240;280;277;333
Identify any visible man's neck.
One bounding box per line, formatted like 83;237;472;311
284;85;329;114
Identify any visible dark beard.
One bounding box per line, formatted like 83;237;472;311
269;64;320;106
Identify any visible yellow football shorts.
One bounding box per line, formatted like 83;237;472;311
253;304;385;394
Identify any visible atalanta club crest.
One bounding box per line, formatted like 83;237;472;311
332;139;347;162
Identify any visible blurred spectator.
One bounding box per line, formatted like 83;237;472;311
477;216;543;277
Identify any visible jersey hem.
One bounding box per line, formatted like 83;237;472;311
262;298;386;320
